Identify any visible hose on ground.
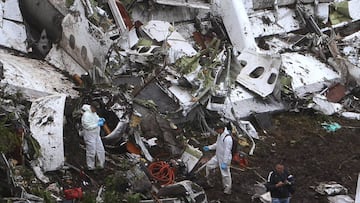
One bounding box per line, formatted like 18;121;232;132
148;161;175;186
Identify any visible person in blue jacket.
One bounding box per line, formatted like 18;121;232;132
81;102;106;170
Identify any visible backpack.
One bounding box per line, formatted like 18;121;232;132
224;134;248;168
223;134;238;155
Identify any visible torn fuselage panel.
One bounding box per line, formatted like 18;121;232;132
214;86;285;119
140;20;197;63
252;0;333;10
0;52;79;100
236;49;282;97
59;0;113;73
153;0;211;9
29;94;66;172
157;180;208;203
281;52;341;98
0;0;28;53
213;0;257;51
180;144;203;173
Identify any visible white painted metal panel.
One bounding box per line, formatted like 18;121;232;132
180;145;203;173
141;20;172;42
249;8;301;38
167;31;197;63
29;94;66;172
281;53;341;97
213;0;257;51
0;20;27;53
0;52;78;100
0;2;3;23
0;0;27;53
3;0;23;22
154;0;211;9
141;20;197;63
107;0;127;33
167;85;197;115
60;0;112;71
45;47;87;76
218;86;285;119
310;94;343;115
236;49;282;97
252;0;333;10
349;0;360;20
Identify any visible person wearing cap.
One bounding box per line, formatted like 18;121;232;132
81;102;106;170
203;123;233;195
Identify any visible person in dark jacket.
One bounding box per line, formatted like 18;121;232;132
265;163;295;203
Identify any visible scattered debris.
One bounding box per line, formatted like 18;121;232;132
0;0;360;202
314;182;349;196
328;195;355;203
321;122;342;132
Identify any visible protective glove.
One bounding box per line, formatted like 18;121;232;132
99;118;106;122
220;163;227;170
98;119;105;127
203;146;210;152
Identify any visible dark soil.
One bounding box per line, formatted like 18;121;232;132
203;111;360;203
61;110;360;202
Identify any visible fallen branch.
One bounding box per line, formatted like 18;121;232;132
230;165;245;172
338;154;360;170
252;170;267;183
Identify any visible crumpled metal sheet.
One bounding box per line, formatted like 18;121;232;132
0;0;27;53
157;180;207;203
0;52;79;100
59;0;113;73
315;182;348;196
249;7;302;38
141;20;197;63
220;86;285;119
310;94;343;115
328;195;354;203
45;46;87;76
29;94;66;172
214;0;257;51
153;0;211;9
281;53;341;98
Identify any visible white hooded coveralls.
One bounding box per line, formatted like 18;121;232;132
81;104;105;170
205;127;233;193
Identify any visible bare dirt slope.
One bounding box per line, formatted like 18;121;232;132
204;111;360;203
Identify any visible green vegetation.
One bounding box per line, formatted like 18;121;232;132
30;187;56;203
81;192;97;203
0;118;20;154
65;0;74;8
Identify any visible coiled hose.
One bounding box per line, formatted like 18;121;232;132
148;161;175;186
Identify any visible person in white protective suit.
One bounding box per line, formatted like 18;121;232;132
81;102;106;170
203;124;233;195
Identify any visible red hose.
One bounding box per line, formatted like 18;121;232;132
148;161;175;186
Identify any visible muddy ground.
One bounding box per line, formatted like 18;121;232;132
62;110;360;202
203;111;360;203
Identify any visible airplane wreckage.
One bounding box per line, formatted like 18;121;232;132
0;0;360;202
